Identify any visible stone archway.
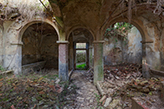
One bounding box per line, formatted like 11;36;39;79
68;28;94;70
102;18;150;77
18;20;59;74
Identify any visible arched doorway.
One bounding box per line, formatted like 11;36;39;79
68;28;94;70
21;22;59;73
103;21;147;79
104;22;142;66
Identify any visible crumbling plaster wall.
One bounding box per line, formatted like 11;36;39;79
103;27;142;65
2;20;22;74
153;17;164;71
125;27;142;63
1;17;59;74
140;17;161;70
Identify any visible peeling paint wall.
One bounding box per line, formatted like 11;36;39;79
104;27;142;65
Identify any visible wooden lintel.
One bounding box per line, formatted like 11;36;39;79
76;48;87;50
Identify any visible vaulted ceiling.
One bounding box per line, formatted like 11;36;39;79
48;0;162;39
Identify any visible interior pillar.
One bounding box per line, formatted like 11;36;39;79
142;42;150;78
69;35;74;69
93;41;104;84
57;41;69;81
89;46;93;68
5;42;23;75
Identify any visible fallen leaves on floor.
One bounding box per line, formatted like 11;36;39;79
0;73;64;109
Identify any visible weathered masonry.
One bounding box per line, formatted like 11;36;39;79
0;0;164;84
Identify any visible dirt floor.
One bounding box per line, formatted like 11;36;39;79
64;70;101;109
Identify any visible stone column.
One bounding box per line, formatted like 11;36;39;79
89;46;93;68
69;36;74;69
93;41;104;84
142;42;150;78
57;41;69;81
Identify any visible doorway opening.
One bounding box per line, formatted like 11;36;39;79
68;28;94;70
75;43;88;69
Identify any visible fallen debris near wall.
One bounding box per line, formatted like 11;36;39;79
98;64;164;109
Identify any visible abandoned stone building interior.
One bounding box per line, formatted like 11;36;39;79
1;0;164;108
0;0;163;84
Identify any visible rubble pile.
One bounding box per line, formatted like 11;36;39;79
104;63;142;80
98;64;164;109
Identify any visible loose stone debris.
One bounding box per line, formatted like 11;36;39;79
0;64;164;109
97;63;164;109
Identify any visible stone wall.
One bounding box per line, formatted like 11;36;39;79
40;34;58;69
0;17;59;74
141;18;161;70
3;20;25;74
124;27;142;64
103;27;142;65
